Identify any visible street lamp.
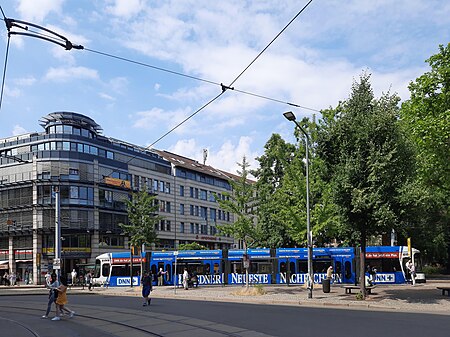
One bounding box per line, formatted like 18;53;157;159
283;111;313;299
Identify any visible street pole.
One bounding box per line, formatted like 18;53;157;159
283;111;313;299
54;186;61;279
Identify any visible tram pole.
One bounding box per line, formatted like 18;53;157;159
283;111;313;299
54;186;61;279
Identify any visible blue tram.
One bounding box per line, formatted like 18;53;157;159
93;245;424;287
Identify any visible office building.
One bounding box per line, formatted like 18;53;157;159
0;112;235;284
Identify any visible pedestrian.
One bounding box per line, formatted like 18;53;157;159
71;269;77;286
25;271;29;285
157;268;167;286
9;272;16;286
42;273;59;319
86;270;92;290
406;260;416;286
326;265;333;280
3;272;8;286
44;270;52;287
183;268;189;290
141;270;153;306
52;275;75;321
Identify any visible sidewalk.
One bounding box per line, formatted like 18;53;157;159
1;281;449;315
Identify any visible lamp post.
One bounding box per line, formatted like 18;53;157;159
283;111;313;299
53;186;61;279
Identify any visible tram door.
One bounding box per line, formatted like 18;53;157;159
335;257;353;284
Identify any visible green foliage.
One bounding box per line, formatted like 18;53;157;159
317;73;414;238
177;242;207;250
118;189;160;249
251;134;296;247
216;156;257;250
400;43;450;269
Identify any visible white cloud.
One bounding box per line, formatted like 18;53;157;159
133;107;195;135
44;66;99;82
13;76;36;86
168;136;259;174
4;86;21;98
99;93;115;101
105;0;146;18
16;0;64;23
12;125;27;135
154;83;161;91
108;77;129;94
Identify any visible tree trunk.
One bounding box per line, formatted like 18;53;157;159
360;228;366;299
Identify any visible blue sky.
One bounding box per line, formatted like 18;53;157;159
0;0;448;174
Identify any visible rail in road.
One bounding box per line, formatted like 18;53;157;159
0;302;271;337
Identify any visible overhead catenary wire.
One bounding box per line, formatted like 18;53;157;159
0;1;318;116
0;1;318;178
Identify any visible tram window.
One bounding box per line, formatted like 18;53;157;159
335;261;342;275
280;262;287;273
213;263;220;274
289;262;295;273
313;260;332;273
102;263;110;277
151;264;157;277
297;261;307;273
111;265;127;276
249;260;272;274
345;261;351;279
165;264;171;279
231;261;244;274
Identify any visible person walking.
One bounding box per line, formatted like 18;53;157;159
183;268;189;290
406;260;416;286
326;265;333;280
71;269;77;286
52;276;75;321
157;268;167;286
42;273;59;319
141;270;153;306
86;270;92;291
3;272;9;286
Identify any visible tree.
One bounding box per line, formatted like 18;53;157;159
216;156;257;288
119;189;161;285
178;242;207;250
401;43;450;270
317;73;415;297
252;134;296;248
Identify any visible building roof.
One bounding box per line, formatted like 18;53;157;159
39;111;103;134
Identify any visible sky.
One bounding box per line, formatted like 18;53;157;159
0;0;448;174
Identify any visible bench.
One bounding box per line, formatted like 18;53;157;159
437;287;450;296
343;285;376;294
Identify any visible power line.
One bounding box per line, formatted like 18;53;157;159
228;0;313;87
84;47;220;87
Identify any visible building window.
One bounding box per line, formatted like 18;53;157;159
190;223;194;234
180;222;185;233
200;189;207;200
180;185;184;197
190;187;194;198
201;224;208;235
200;206;207;219
165;182;170;194
153;180;159;192
190;205;194;216
159;181;164;192
180;203;184;215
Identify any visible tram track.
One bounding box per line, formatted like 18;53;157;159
0;316;42;337
0;304;255;337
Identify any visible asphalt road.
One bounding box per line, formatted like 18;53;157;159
5;294;449;337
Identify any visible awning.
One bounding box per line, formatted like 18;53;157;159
0;261;9;265
15;259;32;263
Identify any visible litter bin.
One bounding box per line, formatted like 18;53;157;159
322;278;331;293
